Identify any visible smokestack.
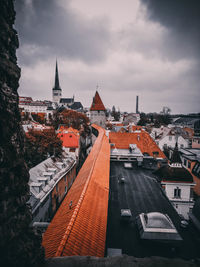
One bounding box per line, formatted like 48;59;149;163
136;95;139;114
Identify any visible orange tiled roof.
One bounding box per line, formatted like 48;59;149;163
109;131;166;158
42;124;110;258
183;127;194;137
130;125;143;131
57;132;79;148
90;91;106;111
58;126;79;134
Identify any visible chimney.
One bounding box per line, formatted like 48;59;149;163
136;96;139;114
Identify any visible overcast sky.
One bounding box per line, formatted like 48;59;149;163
15;0;200;114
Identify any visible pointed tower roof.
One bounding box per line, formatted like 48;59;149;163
170;142;182;165
90;91;106;111
53;60;61;91
154;141;193;183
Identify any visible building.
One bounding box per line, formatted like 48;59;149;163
192;137;200;149
22;121;51;133
106;159;198;258
42;124;110;258
177;148;200;196
52;61;83;111
41;125;200;260
90;91;106;128
155;128;189;151
19;97;55;120
59;97;74;108
28;153;76;223
155;143;195;219
52;61;62;103
123;113;140;125
109;129;166;167
57;126;80;158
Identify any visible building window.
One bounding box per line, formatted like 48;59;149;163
180;144;184;148
169;136;172;141
174;187;181;198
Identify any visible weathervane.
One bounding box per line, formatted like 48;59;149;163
96;84;100;91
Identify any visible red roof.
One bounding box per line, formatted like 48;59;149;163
58;126;79;135
57;132;79;148
109;131;166;158
43;124;110;258
90;91;106;111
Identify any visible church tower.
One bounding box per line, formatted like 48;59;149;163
52;60;62;103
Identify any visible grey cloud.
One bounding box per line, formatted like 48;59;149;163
140;0;200;60
15;0;111;65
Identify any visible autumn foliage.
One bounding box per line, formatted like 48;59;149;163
53;109;90;134
31;112;46;124
24;128;63;168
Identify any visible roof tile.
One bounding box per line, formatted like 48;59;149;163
42;124;110;258
109;131;166;158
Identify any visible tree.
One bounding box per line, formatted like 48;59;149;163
111;105;120;121
31;112;45;124
24;128;63;168
137;113;149;126
52;109;90;134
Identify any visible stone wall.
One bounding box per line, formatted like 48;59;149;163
0;1;44;266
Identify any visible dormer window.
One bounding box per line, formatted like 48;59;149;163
174;187;181;198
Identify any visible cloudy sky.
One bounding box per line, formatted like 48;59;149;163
15;0;200;114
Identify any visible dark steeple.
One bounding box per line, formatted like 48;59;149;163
53;60;61;91
170;142;182;164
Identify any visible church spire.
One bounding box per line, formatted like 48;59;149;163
54;60;61;90
52;60;62;103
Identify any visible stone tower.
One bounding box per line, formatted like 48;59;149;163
52;60;62;103
90;91;106;128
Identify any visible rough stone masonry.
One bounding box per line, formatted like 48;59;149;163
0;1;44;266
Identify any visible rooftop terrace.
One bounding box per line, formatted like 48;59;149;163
106;161;199;259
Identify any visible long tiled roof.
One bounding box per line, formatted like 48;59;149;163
90;91;106;111
109;131;166;158
42;124;110;258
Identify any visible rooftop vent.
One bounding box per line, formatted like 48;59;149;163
107;248;122;256
121;209;132;221
119;177;125;183
124;162;132;169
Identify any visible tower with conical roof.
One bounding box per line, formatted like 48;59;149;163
90;91;106;128
52;60;62;103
